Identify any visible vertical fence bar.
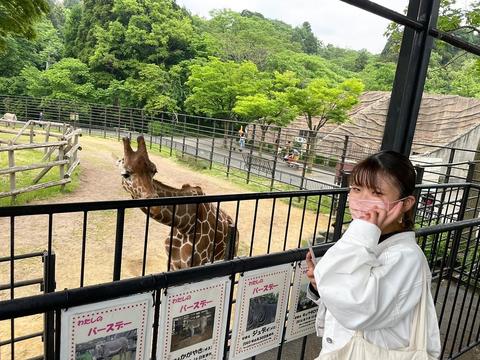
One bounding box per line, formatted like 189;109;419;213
88;107;92;135
223;273;236;360
80;211;88;287
29;122;34;144
337;135;350;185
436;149;456;224
44;122;51;154
195;117;200;162
182;115;186;159
43;252;56;360
246;125;256;184
150;290;161;359
332;172;348;242
113;208;125;281
9;216;15;360
59;145;65;191
8;149;15;203
103;108;107;138
117;107;121;141
226;137;233;178
159;112;164;152
149;114;153;149
413;166;425;218
461;162;476;220
270;127;281;191
169;115;174;157
210;122;216;170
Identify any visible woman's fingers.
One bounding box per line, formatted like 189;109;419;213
305;252;315;278
384;201;404;227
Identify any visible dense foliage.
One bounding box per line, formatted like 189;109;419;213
1;0;480;126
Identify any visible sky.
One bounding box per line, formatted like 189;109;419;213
175;0;410;54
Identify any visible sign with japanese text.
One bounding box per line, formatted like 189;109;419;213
285;260;318;341
229;264;293;360
157;276;231;360
60;293;154;360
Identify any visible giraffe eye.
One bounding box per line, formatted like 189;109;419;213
122;172;131;179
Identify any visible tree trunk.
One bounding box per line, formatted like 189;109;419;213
305;131;317;173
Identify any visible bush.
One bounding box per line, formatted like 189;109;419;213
147;120;176;136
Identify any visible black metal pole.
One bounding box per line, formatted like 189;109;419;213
381;0;440;155
113;208;125;281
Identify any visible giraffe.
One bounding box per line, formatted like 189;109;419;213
117;136;239;270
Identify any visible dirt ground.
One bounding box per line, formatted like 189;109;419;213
0;135;330;359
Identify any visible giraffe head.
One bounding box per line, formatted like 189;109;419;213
119;136;158;198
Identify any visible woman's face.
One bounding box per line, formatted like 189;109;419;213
348;175;401;204
348;175;407;221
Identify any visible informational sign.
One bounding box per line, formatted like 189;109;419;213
229;264;293;360
60;293;154;360
285;260;318;341
157;276;231;360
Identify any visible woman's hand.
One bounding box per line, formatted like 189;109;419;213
361;201;404;232
306;251;317;290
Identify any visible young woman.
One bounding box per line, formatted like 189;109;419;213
306;150;441;358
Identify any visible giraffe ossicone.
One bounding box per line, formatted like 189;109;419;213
118;136;239;270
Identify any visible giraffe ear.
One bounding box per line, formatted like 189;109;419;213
122;137;134;156
137;136;147;154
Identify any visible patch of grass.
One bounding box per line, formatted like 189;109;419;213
0;145;80;206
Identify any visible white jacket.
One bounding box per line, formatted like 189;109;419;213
309;219;441;358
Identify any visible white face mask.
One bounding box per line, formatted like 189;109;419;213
348;197;406;220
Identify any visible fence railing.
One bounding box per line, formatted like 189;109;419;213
0;183;480;358
0;116;81;202
1;215;480;359
1;94;479;192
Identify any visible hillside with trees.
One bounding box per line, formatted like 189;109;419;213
1;0;480;122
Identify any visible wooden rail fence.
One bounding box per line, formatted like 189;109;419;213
0;114;82;201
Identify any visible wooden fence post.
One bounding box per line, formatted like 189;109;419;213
29;122;34;144
8;149;15;203
59;145;65;191
44;123;51;154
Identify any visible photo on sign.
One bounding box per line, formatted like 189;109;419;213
171;307;215;352
246;293;279;331
296;287;317;312
74;329;137;360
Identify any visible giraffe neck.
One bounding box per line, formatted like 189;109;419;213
123;178;200;232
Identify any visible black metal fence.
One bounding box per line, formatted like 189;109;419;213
1;94;479;193
0;184;480;359
1;215;480;359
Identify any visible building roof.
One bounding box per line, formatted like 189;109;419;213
289;91;480;155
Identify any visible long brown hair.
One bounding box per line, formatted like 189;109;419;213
350;151;417;230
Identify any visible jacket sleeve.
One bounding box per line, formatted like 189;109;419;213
314;219;423;331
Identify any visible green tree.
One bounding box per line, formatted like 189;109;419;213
354;49;370;72
360;61;396;91
22;58;98;102
288;78;364;170
0;18;63;94
197;9;302;69
234;72;299;154
0;0;49;48
105;63;178;111
265;50;353;83
292;22;320;54
185;57;263;145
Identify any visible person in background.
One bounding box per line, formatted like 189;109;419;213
306;150;441;359
238;126;245;151
38;111;44;128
